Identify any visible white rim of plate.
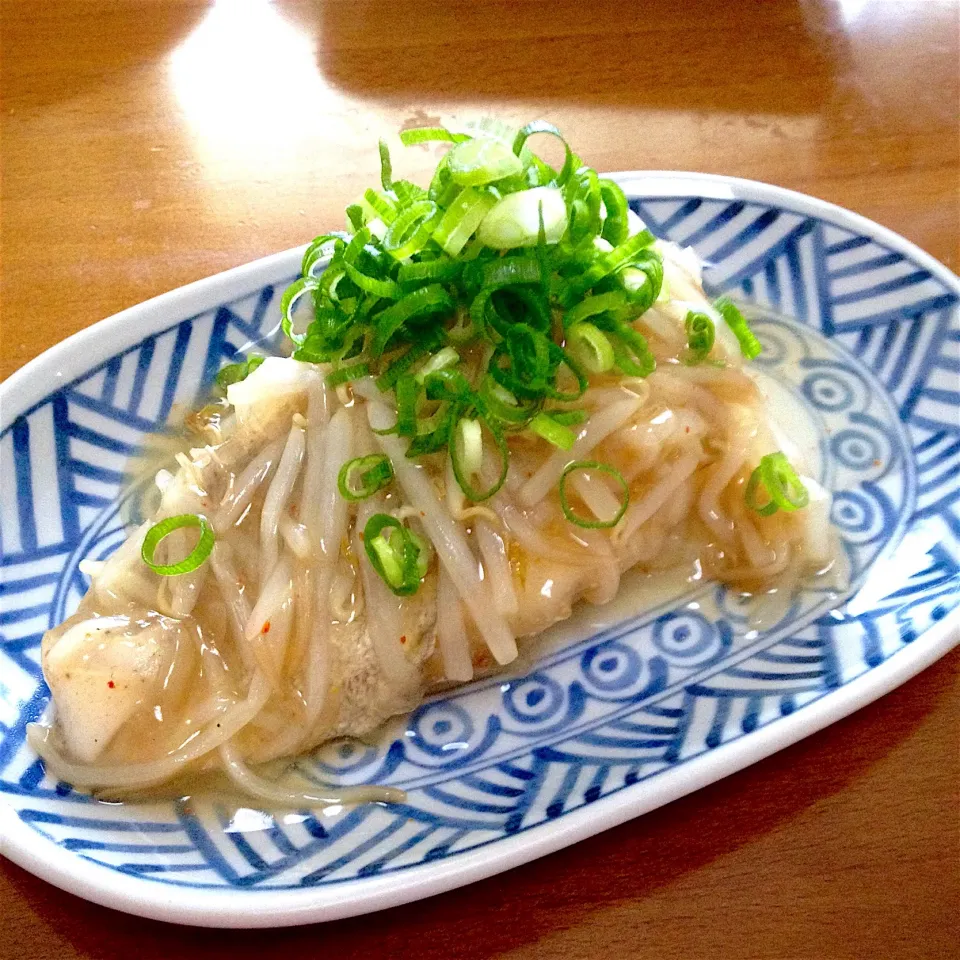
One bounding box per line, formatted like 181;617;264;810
0;173;957;928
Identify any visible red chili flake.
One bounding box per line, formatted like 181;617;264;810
262;621;271;634
400;635;407;644
873;459;881;467
359;531;365;541
107;680;115;689
685;426;691;433
420;511;425;517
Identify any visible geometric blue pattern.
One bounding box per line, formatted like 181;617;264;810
1;178;957;912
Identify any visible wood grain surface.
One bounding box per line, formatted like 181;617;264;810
1;0;958;956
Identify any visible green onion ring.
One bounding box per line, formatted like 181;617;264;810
529;412;576;450
432;186;498;256
362;188;398;225
684;310;716;364
301;233;348;277
511;121;575;186
564;291;628;329
399;126;472;146
449;413;509;502
558;461;630;529
326;362;370;387
559;229;657;306
378;139;393;190
280;276;321;345
338;454;394;501
215;354;265;390
371;285;454;356
398;258;463;285
566;322;615;374
383;200;442;260
446;137;524;186
715;297;762;360
745;453;809;516
363;513;429;596
599;179;630;246
141;514;215;576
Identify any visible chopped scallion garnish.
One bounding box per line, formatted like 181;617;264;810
715;296;762;360
363;514;430;595
558;461;630;529
338;455;394;501
215;354;265;390
684;311;716;364
566;323;615;374
141;514;215;576
745;452;809;516
529;412;577;450
280;121;765;553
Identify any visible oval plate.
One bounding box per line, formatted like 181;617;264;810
1;174;957;927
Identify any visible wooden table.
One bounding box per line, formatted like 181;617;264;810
1;1;958;956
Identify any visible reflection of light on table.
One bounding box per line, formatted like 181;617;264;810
838;0;948;24
168;0;341;180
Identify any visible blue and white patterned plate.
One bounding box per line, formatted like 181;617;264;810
1;174;957;927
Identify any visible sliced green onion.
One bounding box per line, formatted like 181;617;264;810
361;188;398;225
326;362;370;387
566;322;615;374
215;354;265;390
338;454;393;501
481;254;543;289
398;257;462;285
477;186;567;249
449;414;509;501
567;167;603;245
544;344;588;402
415;346;459;383
342;264;399;299
301;233;347;277
715;296;762;360
363;514;429;596
618;249;663;312
340;234;401;299
610;321;656;377
559;229;657;306
549;409;587;427
280;276;320;345
375;328;444;390
599;179;629;246
378;139;392;190
564;291;627;329
432;186;499;256
478;377;541;426
141;514;215;576
383;200;442;260
280;123;743;527
394;374;420;436
558;461;629;529
745;452;809;516
346;204;365;231
399;126;471;146
371;285;454;356
392;179;427;206
511;121;575;186
446;136;523;186
529;412;576;450
684;310;716;364
406;404;456;456
455;417;483;476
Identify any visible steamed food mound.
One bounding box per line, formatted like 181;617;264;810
33;122;834;807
